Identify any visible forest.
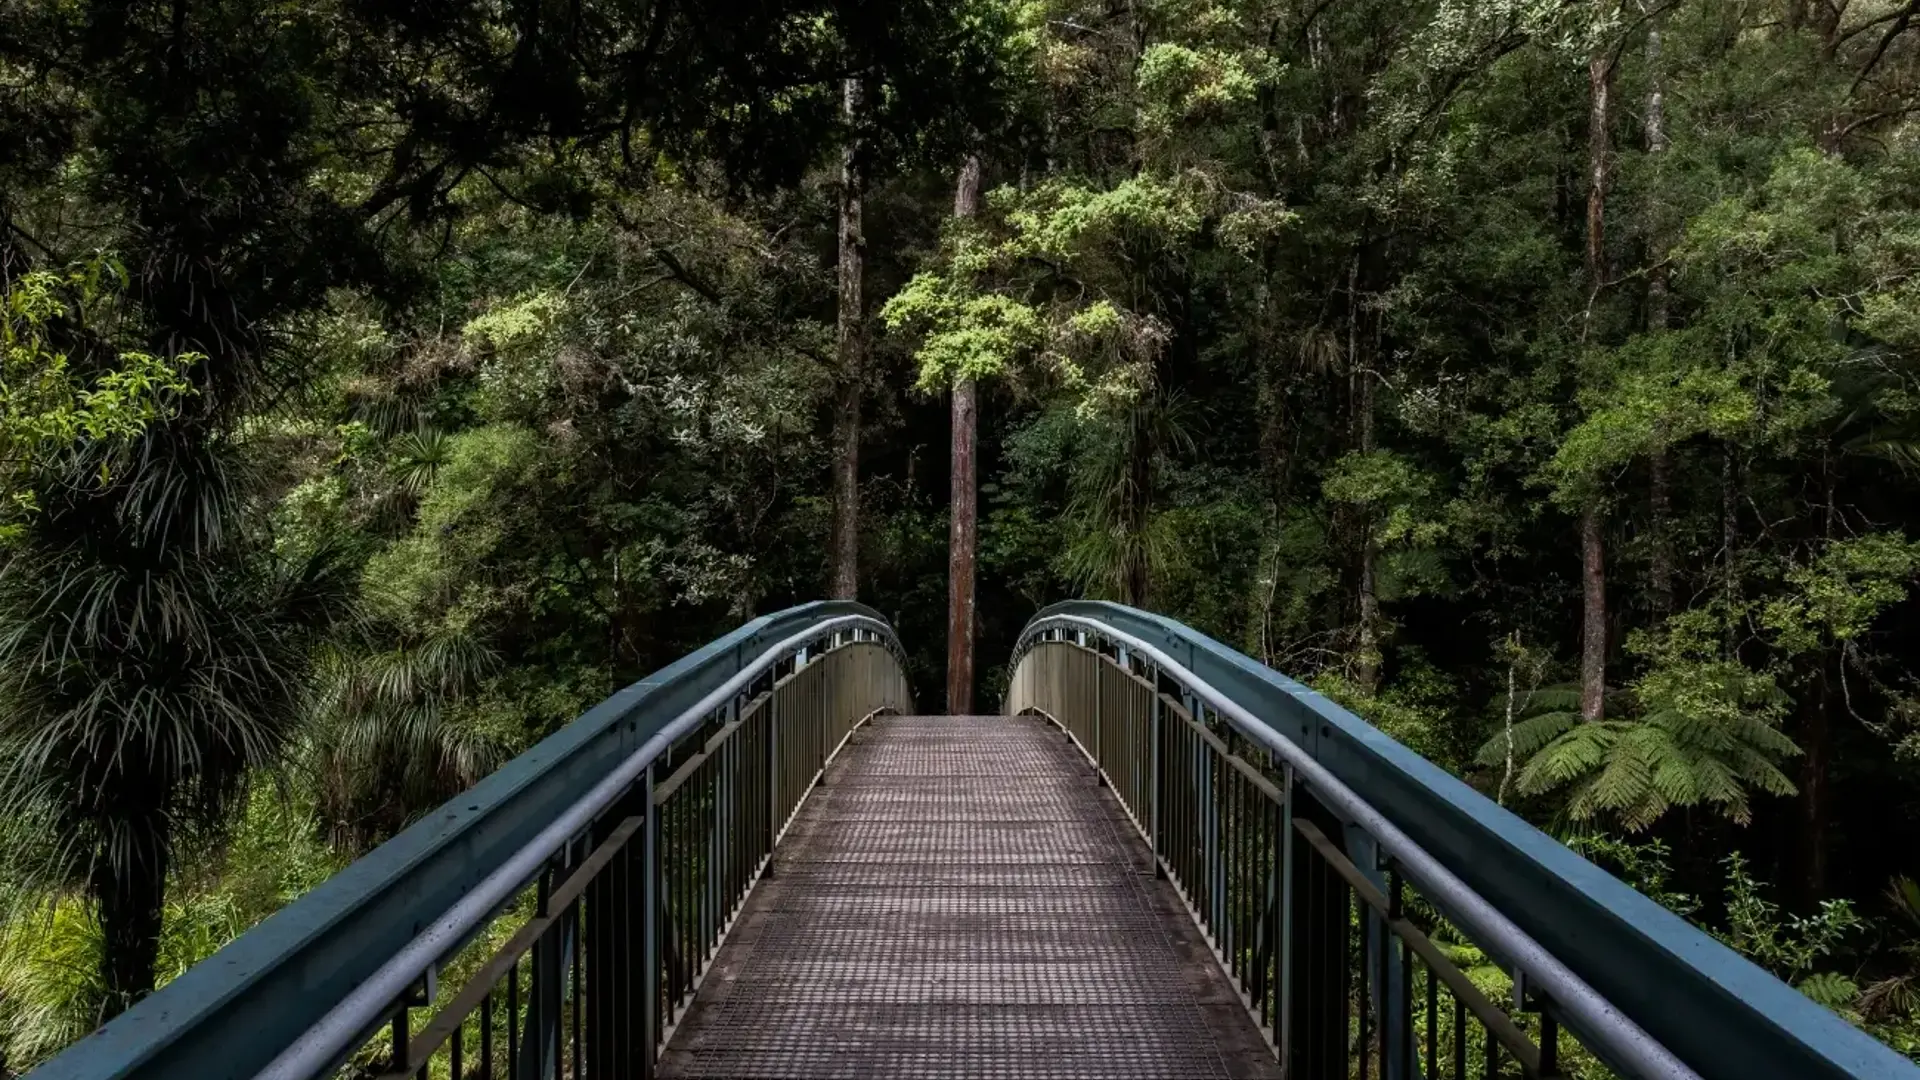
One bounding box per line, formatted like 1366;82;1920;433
3;0;1920;1069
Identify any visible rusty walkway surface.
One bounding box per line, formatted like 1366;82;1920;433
659;714;1283;1079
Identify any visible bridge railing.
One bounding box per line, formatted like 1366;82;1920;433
1007;601;1920;1080
32;602;911;1080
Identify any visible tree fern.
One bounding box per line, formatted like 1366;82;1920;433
1476;642;1799;831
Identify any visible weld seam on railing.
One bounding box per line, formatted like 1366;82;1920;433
1020;615;1702;1080
253;613;897;1080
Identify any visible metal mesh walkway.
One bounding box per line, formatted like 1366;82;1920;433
658;715;1283;1079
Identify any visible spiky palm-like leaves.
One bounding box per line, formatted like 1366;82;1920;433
1859;877;1920;1023
301;628;509;852
389;428;452;500
1476;663;1800;832
1061;391;1198;605
0;429;355;1019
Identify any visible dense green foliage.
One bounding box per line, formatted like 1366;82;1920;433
4;0;1920;1068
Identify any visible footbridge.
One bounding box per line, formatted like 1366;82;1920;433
30;603;1920;1079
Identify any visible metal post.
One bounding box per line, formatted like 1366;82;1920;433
641;764;659;1079
1093;651;1105;785
756;691;771;868
1150;694;1164;878
1277;762;1295;1063
1205;728;1221;938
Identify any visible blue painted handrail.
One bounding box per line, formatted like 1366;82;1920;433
1019;600;1920;1080
30;601;895;1080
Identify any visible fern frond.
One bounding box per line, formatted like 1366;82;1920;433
1474;710;1579;765
1516;723;1615;795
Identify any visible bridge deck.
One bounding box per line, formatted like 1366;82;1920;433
659;714;1282;1079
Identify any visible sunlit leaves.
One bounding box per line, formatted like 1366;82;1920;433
1762;534;1920;655
0;263;198;535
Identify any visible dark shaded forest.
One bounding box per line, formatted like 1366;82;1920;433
3;0;1920;1068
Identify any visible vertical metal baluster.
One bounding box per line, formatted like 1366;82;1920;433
1207;717;1221;939
1453;996;1467;1080
617;812;633;1080
531;867;551;1080
1277;763;1294;1065
1150;692;1163;875
1185;724;1195;890
1093;648;1103;781
1245;771;1255;987
1167;722;1182;883
766;696;778;866
508;958;520;1080
572;896;583;1080
688;766;698;989
1483;1022;1497;1080
1358;888;1371;1080
1379;873;1393;1077
735;727;746;903
452;1015;463;1080
1225;766;1236;976
666;788;678;1008
1246;771;1257;989
641;764;659;1078
1399;939;1414;1080
482;989;494;1078
677;784;689;1003
391;1003;409;1075
704;750;716;966
1426;954;1438;1078
1305;857;1319;1076
1540;1007;1559;1078
1226;767;1238;973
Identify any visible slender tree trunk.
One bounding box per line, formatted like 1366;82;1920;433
1586;49;1611;318
1797;464;1841;902
1799;659;1832;903
1347;254;1384;695
947;155;983;715
829;78;865;600
1645;8;1675;622
1500;643;1519;805
1580;507;1608;721
1722;441;1739;639
1122;404;1151;607
1581;40;1614;722
93;841;168;1020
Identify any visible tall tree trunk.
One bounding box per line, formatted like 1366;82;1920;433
947;155;983;715
1799;659;1833;903
1349;254;1383;696
1581;506;1608;721
93;840;168;1020
1798;463;1841;902
1722;441;1740;641
1586;47;1612;314
1645;7;1675;622
829;78;865;600
1581;39;1613;722
1121;403;1151;607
